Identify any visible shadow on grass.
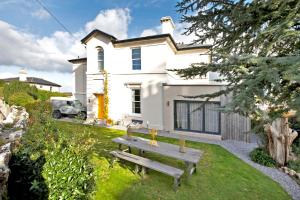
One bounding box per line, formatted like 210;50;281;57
8;153;48;200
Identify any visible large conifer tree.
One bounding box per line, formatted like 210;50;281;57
176;0;300;119
176;0;300;164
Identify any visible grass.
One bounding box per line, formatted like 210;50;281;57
55;121;291;200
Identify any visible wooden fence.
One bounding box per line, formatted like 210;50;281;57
220;94;251;142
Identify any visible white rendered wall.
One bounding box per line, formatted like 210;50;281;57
73;63;87;105
83;34;220;129
109;73;167;129
31;84;60;92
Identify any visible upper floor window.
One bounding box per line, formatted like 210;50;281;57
132;47;141;70
97;46;104;71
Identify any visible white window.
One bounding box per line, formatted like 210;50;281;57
132;89;141;114
97;46;104;71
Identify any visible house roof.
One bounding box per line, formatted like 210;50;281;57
68;57;87;64
1;77;61;87
69;30;212;63
81;29;117;44
112;33;212;51
176;43;212;50
81;29;212;50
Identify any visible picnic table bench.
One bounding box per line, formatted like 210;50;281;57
110;150;184;190
112;136;203;175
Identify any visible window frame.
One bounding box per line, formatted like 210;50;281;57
131;47;141;70
131;88;141;114
97;46;104;71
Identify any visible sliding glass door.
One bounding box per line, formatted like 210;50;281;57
174;101;221;135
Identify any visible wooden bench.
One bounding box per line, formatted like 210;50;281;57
110;150;184;190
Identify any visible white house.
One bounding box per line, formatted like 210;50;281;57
1;69;61;92
69;17;250;140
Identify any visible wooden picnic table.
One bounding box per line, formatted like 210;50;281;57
112;136;203;175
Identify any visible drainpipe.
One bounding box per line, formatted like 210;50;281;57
161;82;165;131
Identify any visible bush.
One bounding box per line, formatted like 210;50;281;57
0;80;5;87
36;90;67;101
250;148;276;167
3;80;67;106
287;160;300;173
3;81;38;103
43;147;94;200
0;87;3;97
8;102;95;199
8;152;48;200
8;92;35;107
25;101;51;119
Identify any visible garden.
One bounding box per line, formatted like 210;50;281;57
0;75;297;200
7;104;291;200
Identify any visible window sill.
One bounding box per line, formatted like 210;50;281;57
128;113;142;118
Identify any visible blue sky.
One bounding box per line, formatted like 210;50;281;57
0;0;180;37
0;0;194;91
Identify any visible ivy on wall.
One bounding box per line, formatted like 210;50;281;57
103;70;109;120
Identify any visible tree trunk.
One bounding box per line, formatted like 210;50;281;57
264;118;298;166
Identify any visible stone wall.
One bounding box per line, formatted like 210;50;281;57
0;143;11;200
0;98;28;199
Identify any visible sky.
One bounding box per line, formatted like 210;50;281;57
0;0;197;92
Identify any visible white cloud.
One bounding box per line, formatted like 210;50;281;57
85;8;131;39
0;8;134;91
140;26;161;37
0;71;14;79
0;8;133;75
0;20;86;73
31;9;50;20
140;22;198;44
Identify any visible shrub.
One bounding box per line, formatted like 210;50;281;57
8;102;95;199
250;148;276;167
43;147;94;200
0;87;3;97
25;101;51;119
3;81;38;103
8;92;35;107
8;151;48;200
36;90;67;101
3;80;67;105
0;80;5;87
287;160;300;173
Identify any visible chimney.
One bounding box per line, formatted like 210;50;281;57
19;68;27;82
160;16;175;37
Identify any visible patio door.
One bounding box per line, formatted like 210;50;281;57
174;101;220;135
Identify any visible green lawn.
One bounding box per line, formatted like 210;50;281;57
56;121;291;200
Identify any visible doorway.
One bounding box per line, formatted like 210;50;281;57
96;94;104;119
174;100;221;135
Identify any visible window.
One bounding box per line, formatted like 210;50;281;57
132;89;141;114
97;46;104;71
132;47;141;70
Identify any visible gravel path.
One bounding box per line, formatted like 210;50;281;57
135;129;300;200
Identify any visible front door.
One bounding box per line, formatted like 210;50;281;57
97;94;104;119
